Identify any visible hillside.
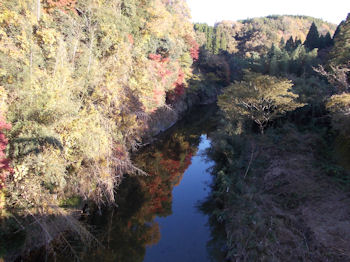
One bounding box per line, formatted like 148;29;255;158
195;15;337;56
0;0;199;256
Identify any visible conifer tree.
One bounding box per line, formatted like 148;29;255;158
279;37;286;48
220;33;227;51
329;13;350;65
206;27;214;52
295;37;302;47
304;22;320;50
324;32;333;47
280;50;290;73
214;27;221;54
285;36;295;52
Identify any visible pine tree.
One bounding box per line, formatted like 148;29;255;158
304;22;320;50
279;37;286;48
268;43;282;59
206;26;214;53
329;13;350;65
285;36;295;52
269;55;279;76
220;32;227;51
324;32;333;47
280;50;290;73
295;37;302;47
213;27;221;54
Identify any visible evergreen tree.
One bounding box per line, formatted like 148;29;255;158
280;50;290;73
268;43;282;59
324;32;333;47
329;13;350;65
304;22;320;50
214;27;221;54
206;26;214;52
295;37;302;47
285;36;295;52
319;35;326;49
220;32;227;51
269;55;279;75
291;44;307;75
279;37;286;48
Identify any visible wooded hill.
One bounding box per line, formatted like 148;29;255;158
0;1;198;251
195;15;336;57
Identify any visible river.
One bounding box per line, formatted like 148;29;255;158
74;104;219;262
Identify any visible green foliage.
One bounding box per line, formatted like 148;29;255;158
304;22;321;50
218;72;304;133
329;13;350;65
326;93;350;136
194;16;336;57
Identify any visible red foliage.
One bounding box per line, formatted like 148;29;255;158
190;41;199;61
148;54;172;81
140;147;194;214
166;69;186;103
185;35;199;61
174;69;185;87
148;54;175;110
152;85;165;109
148;53;162;62
0;114;12;191
44;0;77;13
127;34;134;45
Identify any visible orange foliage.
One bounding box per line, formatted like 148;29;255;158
44;0;76;13
127;34;134;45
166;69;186;103
185;35;199;61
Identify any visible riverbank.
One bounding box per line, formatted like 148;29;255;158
205;123;350;261
2;104;219;261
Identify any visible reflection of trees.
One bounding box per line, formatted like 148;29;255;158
77;133;197;261
133;131;199;217
72;105;218;261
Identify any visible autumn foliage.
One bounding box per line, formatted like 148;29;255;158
0;0;197;221
43;0;76;13
0;114;11;191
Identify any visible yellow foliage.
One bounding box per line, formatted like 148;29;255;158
0;0;196;215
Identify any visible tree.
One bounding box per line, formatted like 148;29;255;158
279;50;290;73
304;22;320;50
267;44;282;75
279;37;286;48
324;32;333;47
218;72;304;134
326;93;350;137
220;32;227;51
214;27;221;54
295;37;302;47
285;36;295;52
329;13;350;65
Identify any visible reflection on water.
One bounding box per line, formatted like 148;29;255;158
77;105;218;262
144;135;212;262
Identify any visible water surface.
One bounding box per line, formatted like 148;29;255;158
144;135;212;262
79;105;218;262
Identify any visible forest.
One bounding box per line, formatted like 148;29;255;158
199;12;350;261
0;0;350;261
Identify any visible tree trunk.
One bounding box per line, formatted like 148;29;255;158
36;0;41;21
259;124;264;135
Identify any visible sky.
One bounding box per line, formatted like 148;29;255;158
186;0;350;26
